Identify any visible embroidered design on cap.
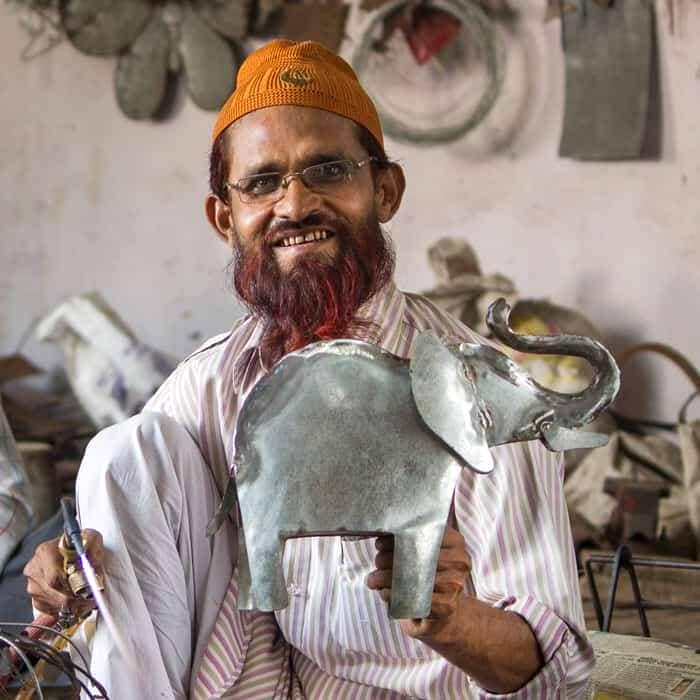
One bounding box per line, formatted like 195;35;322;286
280;68;312;86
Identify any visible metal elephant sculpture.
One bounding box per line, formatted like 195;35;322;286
208;299;620;619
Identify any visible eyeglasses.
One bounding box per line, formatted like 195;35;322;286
225;157;378;205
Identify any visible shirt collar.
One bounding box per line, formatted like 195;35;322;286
351;279;406;352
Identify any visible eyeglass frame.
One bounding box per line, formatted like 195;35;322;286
224;157;379;205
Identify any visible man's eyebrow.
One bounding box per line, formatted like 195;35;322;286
239;160;284;177
299;152;350;167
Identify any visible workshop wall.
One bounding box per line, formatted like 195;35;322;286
1;0;698;421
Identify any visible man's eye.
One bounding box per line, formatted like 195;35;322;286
313;161;349;181
241;175;279;194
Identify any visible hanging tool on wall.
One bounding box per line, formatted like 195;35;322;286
352;0;503;144
558;0;656;160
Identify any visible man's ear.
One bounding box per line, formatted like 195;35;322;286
205;193;236;247
374;163;406;223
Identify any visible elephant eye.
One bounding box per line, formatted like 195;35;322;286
463;366;476;382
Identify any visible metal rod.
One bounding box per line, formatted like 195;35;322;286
625;552;651;636
585;553;700;571
605;601;700;612
585;557;605;630
602;545;626;632
584;546;700;637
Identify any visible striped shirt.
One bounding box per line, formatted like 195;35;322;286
146;281;594;699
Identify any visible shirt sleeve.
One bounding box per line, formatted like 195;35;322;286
144;341;232;491
0;398;34;571
455;441;595;699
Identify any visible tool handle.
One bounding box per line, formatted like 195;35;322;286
60;496;85;557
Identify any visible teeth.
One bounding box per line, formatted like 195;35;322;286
280;230;330;247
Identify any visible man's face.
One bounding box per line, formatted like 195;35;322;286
206;105;405;363
211;105;400;273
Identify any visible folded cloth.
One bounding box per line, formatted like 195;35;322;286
0;398;34;572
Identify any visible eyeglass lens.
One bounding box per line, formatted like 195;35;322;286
236;160;363;202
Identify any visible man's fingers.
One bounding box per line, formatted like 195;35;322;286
82;529;105;568
374;535;394;552
366;569;393;590
23;530;105;617
425;592;462;619
26;579;72;614
433;570;468;594
373;550;394;570
30;612;59;630
435;553;470;572
441;527;466;548
23;537;62;578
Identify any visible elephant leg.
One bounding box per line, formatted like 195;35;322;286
389;525;444;620
241;532;289;612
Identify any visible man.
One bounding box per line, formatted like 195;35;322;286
24;40;593;698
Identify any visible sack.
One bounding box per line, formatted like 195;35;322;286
35;293;174;429
564;343;700;558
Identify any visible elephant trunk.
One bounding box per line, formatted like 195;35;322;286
486;298;620;427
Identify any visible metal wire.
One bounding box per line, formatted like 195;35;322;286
352;0;503;143
0;622;91;678
0;631;44;700
0;624;109;699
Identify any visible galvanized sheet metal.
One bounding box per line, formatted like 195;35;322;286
115;16;170;120
224;301;620;619
178;6;237;111
192;0;251;41
60;0;152;56
559;0;654;160
234;342;463;618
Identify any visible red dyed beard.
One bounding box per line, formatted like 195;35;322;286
232;215;394;368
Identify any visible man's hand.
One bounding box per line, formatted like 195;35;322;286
365;526;543;693
23;529;104;622
365;526;471;642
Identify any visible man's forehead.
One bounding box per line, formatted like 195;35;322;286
227;105;363;165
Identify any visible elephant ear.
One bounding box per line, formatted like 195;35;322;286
410;332;494;474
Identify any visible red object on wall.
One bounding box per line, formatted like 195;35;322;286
400;5;461;65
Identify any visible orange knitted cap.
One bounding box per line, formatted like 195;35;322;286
212;40;383;147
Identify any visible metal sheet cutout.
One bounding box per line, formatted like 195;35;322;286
178;6;237;111
61;0;152;56
559;0;654;160
115;16;170;120
216;299;620;619
192;0;252;41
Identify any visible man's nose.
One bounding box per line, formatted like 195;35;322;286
272;175;322;221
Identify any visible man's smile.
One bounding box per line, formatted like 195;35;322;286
273;229;334;248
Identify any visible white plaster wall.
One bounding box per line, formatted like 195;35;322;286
1;1;698;421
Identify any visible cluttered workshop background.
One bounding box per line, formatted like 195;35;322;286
1;0;700;696
1;0;697;421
